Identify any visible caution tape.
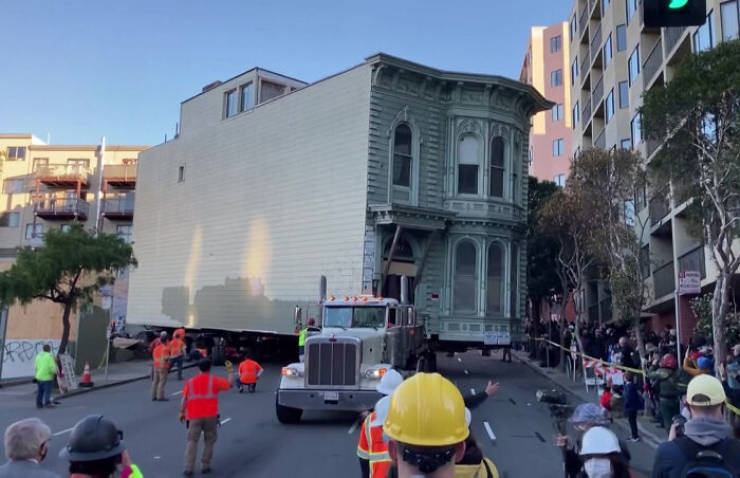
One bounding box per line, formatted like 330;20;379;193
727;400;740;417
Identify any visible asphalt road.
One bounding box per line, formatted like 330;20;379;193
0;351;657;477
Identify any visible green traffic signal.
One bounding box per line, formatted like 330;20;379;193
643;0;706;27
668;0;689;9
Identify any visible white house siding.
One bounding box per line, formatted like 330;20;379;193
128;64;372;333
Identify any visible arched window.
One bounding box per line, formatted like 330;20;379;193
486;243;503;314
393;124;412;187
458;136;480;194
490;137;505;198
454;240;477;312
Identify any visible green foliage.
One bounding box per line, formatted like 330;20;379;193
526;177;562;308
692;293;740;345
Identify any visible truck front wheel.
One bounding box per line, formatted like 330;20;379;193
275;394;303;424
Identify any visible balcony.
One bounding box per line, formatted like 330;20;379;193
590;24;602;60
664;26;688;57
646;137;662;159
102;193;135;220
649;189;670;226
643;38;664;88
35;197;89;221
581;50;591;81
594;128;606;149
579;8;589;38
582;98;592;128
103;163;137;189
591;76;604;108
653;261;676;298
36;164;89;188
678;245;706;280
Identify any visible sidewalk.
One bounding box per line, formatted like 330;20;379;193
513;349;666;449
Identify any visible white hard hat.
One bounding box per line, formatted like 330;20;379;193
371;395;472;429
580;426;620;456
376;369;403;395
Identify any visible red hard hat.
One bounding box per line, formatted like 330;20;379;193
307;318;315;326
661;353;678;369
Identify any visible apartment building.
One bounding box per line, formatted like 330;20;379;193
0;134;146;374
520;22;574;186
567;0;740;342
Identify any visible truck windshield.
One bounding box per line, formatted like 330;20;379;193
324;306;386;329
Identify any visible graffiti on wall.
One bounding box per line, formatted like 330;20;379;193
0;340;60;379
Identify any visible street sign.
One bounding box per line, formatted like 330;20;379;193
643;0;707;27
679;270;701;295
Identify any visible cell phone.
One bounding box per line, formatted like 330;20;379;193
672;415;686;437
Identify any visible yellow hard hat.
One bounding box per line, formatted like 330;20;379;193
686;374;726;407
383;372;469;447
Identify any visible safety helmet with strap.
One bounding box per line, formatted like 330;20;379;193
59;415;125;462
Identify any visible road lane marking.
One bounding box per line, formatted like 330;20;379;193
348;416;364;434
464;369;470;375
483;421;496;441
219;417;232;426
509;398;517;405
470;388;476;395
534;432;546;443
457;357;462;362
170;391;183;396
52;427;74;437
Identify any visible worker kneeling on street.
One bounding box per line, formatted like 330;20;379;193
237;352;263;393
383;373;468;478
179;359;234;476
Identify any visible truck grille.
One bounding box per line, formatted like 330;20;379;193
306;341;358;386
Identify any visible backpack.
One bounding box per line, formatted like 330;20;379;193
675;436;740;478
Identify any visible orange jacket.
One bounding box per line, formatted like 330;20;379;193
152;343;170;370
238;359;263;384
169;338;186;358
356;412;390;478
182;372;231;420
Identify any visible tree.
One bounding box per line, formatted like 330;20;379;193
569;148;652;361
0;224;137;355
691;293;740;347
641;40;740;366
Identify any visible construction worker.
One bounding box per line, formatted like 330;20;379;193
383;373;469;478
152;331;170;401
298;318;316;362
357;369;404;478
237;351;263;393
170;329;187;381
179;358;234;476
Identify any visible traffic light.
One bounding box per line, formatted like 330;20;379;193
643;0;707;27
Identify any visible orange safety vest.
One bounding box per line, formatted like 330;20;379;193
174;328;186;340
183;373;230;420
169;338;185;358
152;343;170;370
356;412;391;478
238;359;262;384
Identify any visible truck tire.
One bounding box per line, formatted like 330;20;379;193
275;394;302;424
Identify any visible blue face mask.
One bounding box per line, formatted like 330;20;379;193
584;458;612;478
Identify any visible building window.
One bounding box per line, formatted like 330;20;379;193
486;243;503;314
616;24;628;51
639;244;651;277
604;34;613;68
392;124;412;187
618;81;629;109
602;0;611;13
571;58;579;85
239;83;254;112
178;165;185;183
0;212;20;227
571;14;578;40
694;12;714;52
551;35;562;53
510;242;519;318
458;136;480;195
573;101;580;126
605;89;615;123
554;174;566;187
490;137;505;198
628;46;641;85
260;80;285;103
624;200;635;226
454;240;477;312
224;89;237;118
626;0;638;22
552;104;564;121
33;158;49;172
620;138;632;150
635;181;647;210
25;223;43;239
631;113;642;146
3;178;25;194
721;1;739;40
117;225;133;244
550;69;563;86
60;224;72;233
6;147;26;161
552;138;565;156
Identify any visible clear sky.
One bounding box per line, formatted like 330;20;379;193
2;0;569;146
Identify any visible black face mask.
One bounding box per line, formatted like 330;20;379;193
402;446;455;474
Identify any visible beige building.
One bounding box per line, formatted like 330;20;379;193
567;0;739;342
520;22;574;186
0;134;146;376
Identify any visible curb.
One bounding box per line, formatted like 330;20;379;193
514;352;663;449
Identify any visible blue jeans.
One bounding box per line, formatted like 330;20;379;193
170;355;184;380
36;380;53;408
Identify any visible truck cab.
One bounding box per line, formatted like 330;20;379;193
275;294;424;424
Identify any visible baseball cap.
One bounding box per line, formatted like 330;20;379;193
569;403;611;426
686;374;726;407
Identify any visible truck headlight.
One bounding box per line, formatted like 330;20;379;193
365;367;387;380
281;367;302;377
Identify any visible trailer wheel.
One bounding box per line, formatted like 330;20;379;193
275;394;302;424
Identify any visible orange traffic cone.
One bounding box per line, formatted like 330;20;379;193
79;362;94;388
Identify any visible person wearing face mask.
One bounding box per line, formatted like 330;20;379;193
0;418;59;478
578;427;630;478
